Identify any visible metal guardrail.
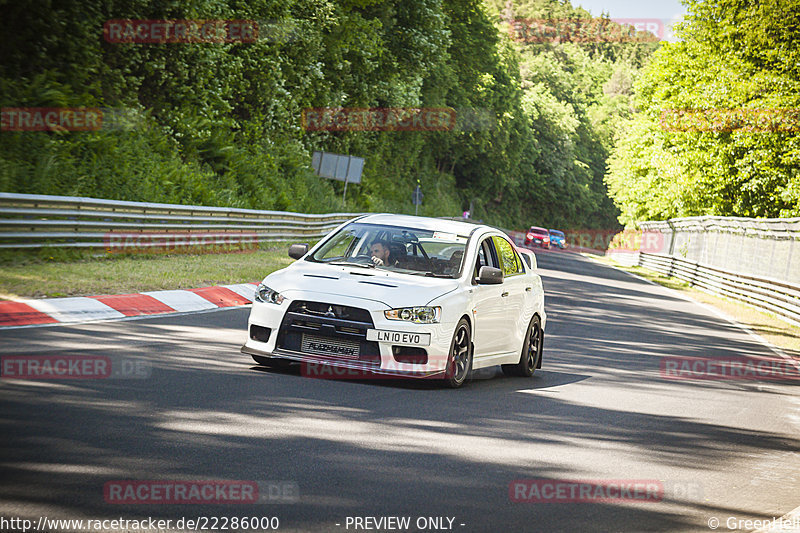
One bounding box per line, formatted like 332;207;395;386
639;216;800;285
603;215;800;326
7;193;798;324
0;193;363;249
635;252;800;325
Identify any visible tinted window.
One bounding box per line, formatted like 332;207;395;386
492;236;523;276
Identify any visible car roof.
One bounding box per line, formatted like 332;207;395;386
356;213;489;236
529;226;548;232
549;229;564;234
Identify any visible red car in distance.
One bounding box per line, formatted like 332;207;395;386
524;226;550;249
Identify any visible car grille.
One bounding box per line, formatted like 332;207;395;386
288;301;372;322
276;300;380;365
301;334;360;359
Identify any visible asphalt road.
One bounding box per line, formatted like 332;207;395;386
1;251;799;533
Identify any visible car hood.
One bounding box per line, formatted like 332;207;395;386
262;260;460;308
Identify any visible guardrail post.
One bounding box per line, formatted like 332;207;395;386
667;219;676;255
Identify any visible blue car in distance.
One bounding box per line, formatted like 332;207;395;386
548;229;566;249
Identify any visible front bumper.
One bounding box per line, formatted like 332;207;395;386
241;293;456;378
241;344;444;378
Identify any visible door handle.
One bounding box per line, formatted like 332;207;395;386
501;291;509;297
525;287;532;292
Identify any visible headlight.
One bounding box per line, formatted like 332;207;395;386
254;283;284;305
384;306;441;324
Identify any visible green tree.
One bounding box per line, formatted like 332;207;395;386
606;0;800;224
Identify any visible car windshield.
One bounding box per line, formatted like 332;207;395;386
530;228;548;235
308;222;469;278
550;230;564;237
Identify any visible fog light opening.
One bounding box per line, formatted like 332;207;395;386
392;346;428;364
250;325;272;343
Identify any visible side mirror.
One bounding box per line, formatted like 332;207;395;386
288;243;308;260
477;266;503;284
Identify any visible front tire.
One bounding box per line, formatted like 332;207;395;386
444;319;473;388
502;315;542;377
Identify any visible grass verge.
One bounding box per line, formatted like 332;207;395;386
0;243;298;300
589;254;800;359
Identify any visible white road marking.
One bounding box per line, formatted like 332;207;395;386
23;297;125;323
142;289;217;312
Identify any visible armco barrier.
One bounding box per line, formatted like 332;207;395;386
639;216;800;286
0;193;363;249
607;215;800;326
635;252;800;325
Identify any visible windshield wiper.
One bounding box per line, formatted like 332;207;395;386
423;272;454;278
329;260;375;269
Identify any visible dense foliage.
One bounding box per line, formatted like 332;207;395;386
606;0;800;224
1;0;655;229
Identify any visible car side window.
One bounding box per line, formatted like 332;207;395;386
473;238;500;282
492;236;523;277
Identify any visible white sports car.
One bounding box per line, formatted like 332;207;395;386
241;214;546;388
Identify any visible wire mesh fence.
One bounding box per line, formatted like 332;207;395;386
639;217;800;285
609;216;800;325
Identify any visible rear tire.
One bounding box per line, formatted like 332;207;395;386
502;315;542;377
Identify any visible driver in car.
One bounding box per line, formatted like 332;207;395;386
369;240;399;267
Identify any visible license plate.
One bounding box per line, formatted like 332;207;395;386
366;329;431;346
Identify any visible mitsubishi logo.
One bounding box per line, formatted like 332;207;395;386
324;306;336;318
